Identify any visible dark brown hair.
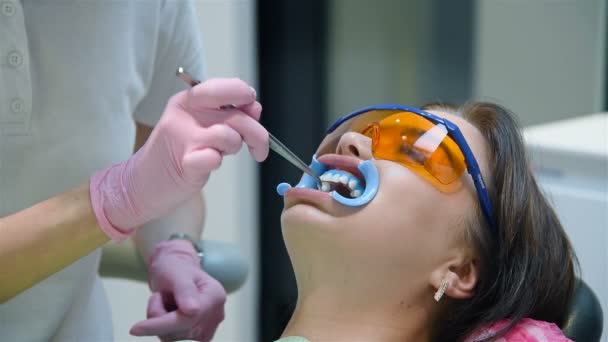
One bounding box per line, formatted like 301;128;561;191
422;102;577;342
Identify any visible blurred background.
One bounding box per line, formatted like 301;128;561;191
103;0;607;341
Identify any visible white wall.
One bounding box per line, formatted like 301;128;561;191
473;0;606;126
524;114;608;342
326;0;431;124
329;0;607;126
103;1;258;341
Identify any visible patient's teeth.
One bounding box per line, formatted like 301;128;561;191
319;170;365;197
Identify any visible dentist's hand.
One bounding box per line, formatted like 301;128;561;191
130;240;226;342
90;78;269;240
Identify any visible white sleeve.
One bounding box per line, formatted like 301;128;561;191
133;0;206;127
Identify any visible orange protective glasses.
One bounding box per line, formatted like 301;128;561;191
317;110;466;192
316;105;497;235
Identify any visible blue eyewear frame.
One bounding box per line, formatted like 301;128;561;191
327;104;498;236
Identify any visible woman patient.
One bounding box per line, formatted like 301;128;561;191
277;102;575;341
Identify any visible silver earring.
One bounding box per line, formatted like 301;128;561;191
434;278;450;302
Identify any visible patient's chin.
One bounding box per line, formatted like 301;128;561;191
281;204;332;230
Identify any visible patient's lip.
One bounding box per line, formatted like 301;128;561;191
283;186;332;210
317;154;365;183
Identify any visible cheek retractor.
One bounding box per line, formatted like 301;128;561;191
276;155;380;207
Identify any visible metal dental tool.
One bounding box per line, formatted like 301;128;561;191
176;67;322;186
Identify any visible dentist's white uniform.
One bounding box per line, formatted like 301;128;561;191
0;1;204;340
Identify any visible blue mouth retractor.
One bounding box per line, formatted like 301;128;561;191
276;154;379;207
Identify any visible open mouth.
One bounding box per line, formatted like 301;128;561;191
319;169;365;198
316;155;366;199
277;154;380;207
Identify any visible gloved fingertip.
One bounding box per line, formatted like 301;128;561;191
180;298;201;315
250;146;269;162
129;325;144;336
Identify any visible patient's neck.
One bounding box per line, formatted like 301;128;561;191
282;287;434;342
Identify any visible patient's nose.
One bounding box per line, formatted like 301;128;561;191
336;132;373;159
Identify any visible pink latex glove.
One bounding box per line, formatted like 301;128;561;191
130;240;226;342
466;318;573;342
90;78;269;241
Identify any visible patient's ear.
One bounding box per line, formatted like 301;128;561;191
430;258;478;300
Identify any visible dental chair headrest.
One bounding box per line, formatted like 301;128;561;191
561;278;603;342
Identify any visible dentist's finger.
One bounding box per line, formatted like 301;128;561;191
187;78;257;110
195;124;243;156
146;292;168;319
172;278;202;316
237;101;262;122
130;311;192;336
223;111;269;161
181;148;221;185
